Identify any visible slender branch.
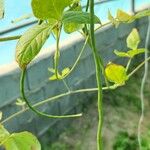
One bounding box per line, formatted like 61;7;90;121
89;0;103;149
20;68;82;119
0;35;21;42
126;58;132;72
1;84;118;125
128;56;150;78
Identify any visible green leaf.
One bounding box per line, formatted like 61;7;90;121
61;68;70;77
105;62;128;85
62;11;101;24
108;10;119;27
63;5;84;33
114;49;145;58
114;50;129;57
16;24;51;69
3;131;41;150
0;125;10;144
134;9;150;20
31;0;72;20
117;9;133;22
0;0;4;19
126;28;140;50
127;48;145;58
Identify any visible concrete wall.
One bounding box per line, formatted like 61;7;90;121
0;13;149;140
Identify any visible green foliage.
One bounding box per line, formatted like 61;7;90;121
0;125;41;150
0;0;4;19
114;49;145;58
62;11;100;24
113;132;138;150
63;3;84;33
105;62;128;85
108;9;150;27
49;67;70;80
127;28;140;50
31;0;72;20
16;24;52;69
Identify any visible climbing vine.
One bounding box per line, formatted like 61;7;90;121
0;0;150;150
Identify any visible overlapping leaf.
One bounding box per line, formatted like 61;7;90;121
62;11;100;24
31;0;72;20
105;63;128;85
63;4;84;33
16;24;52;69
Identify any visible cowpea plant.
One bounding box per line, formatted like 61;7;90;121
0;0;150;150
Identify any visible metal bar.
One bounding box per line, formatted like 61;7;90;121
131;0;135;14
0;20;38;36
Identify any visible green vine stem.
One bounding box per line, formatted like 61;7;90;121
0;35;21;42
89;0;103;149
54;25;62;79
1;56;150;125
20;68;82;119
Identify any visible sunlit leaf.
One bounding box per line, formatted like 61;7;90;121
114;50;129;57
127;48;145;58
126;28;140;50
61;68;70;77
0;125;10;144
105;62;128;85
0;0;4;19
63;5;84;33
3;132;41;150
16;99;26;106
134;9;150;19
31;0;72;20
117;9;133;22
114;48;145;58
62;11;101;24
108;10;119;27
16;24;52;69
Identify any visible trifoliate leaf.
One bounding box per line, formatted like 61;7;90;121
126;28;140;50
105;62;128;85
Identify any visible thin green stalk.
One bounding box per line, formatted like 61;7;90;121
62;36;89;79
128;56;150;78
126;58;132;72
89;0;103;149
54;25;61;79
1;84;117;125
0;35;21;42
20;68;82;119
